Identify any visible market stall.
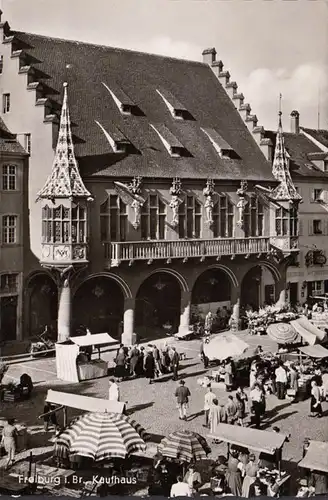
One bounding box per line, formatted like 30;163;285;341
56;333;117;383
298;440;328;473
203;332;249;362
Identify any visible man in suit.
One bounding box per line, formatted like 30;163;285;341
170;347;180;381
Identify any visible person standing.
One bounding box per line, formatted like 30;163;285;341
184;464;202;493
236;386;248;426
289;363;299;401
275;362;287;400
224;358;234;392
242;454;259;498
225;395;238;425
250;383;263;429
108;378;120;401
129;345;140;378
43;402;59;432
203;384;216;428
1;418;17;469
153;344;163;377
200;339;209;369
170;347;180;381
225;449;242;496
115;347;127;382
209;399;223;438
135;346;145;377
144;349;156;384
174;380;190;421
170;476;192;497
310;380;322;418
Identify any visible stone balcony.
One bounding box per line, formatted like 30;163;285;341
104;237;273;267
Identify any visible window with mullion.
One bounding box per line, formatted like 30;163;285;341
2;165;17;191
275;207;290;236
100;195;127;243
2;215;17;244
244;196;264;237
178;195;201;238
141;195;166;240
213;195;233;238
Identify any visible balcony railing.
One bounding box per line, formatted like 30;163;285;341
104;237;271;267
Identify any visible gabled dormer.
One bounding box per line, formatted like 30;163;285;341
201;127;239;159
95;120;132;153
102;82;142;116
150;123;190;157
307;152;328;173
156;88;192;120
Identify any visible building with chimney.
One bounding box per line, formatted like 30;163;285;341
259;111;328;305
0;13;301;344
0;117;28;343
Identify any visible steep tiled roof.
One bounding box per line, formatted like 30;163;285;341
264;130;328;179
0;118;26;154
301;127;328;149
10;31;273;181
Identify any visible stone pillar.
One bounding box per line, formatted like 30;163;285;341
57;278;71;342
230;284;241;331
178;290;192;335
275;274;288;308
122;297;136;345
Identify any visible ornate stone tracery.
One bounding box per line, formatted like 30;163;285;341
169;177;182;227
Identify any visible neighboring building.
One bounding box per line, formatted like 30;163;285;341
0;12;301;343
260;111;328;305
0;117;28;342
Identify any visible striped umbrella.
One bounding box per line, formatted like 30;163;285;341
58;412;147;460
267;322;299;344
158;430;211;463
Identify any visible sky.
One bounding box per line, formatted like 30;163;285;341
2;0;328;130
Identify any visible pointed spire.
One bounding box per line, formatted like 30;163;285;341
37;83;92;201
271;96;301;203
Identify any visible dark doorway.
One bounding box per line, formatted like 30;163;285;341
28;274;58;338
135;272;181;337
241;267;261;310
73;277;124;339
289;282;298;306
0;296;17;341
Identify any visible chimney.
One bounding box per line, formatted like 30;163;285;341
202;48;216;65
290;110;300;134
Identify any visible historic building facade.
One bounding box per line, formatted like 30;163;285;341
0;117;28;342
0;12;301;343
262;112;328;305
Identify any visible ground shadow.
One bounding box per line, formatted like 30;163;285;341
261;411;298;429
126;402;154;415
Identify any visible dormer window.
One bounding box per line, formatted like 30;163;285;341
150;124;189;158
95;120;131;153
201;127;239;159
156;88;191;120
102;82;140;116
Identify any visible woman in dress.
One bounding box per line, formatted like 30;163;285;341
144;349;156;384
1;418;17;469
235;386;248;426
115;347;126;382
129;346;140;378
224;358;234;392
310;380;322;417
209;398;222;440
225;449;242;496
242;454;259;497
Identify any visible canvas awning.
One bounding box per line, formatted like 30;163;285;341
69;333;117;347
298;441;328;473
208;424;287;455
203;333;249;361
46;389;125;414
299;345;328;359
290;320;317;346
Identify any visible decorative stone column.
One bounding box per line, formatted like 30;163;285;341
57;277;71;342
178;290;192;335
122;297;136;345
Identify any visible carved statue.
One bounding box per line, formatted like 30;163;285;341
203;179;215;226
169;178;182;227
131;198;142;230
236;180;248;228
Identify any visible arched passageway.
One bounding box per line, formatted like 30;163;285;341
72;277;124;339
135;272;181;337
241;265;276;311
26;273;58;337
191;268;232;324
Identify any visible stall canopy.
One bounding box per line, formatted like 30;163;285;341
208;424;287;454
298;441;328;473
299;345;328;359
297;316;327;342
203;333;249;361
267;323;299;344
46;389;125;414
69;333;117;347
290;320;317;346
